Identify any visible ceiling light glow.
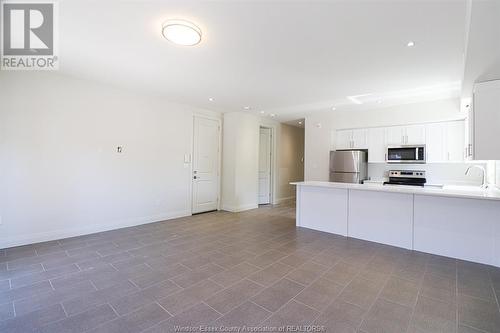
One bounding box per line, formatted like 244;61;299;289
244;106;251;110
208;97;214;102
260;111;265;114
270;114;276;117
162;19;202;46
407;41;415;47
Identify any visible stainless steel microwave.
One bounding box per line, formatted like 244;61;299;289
387;145;426;164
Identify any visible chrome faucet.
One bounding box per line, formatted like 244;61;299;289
465;165;488;189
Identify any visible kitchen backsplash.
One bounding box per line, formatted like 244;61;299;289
368;162;489;186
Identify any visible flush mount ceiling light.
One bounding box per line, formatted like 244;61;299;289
162;19;202;46
407;41;415;47
331;107;337;111
260;111;265;114
208;97;214;102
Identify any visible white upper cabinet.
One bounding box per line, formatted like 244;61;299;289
336;120;465;163
385;126;405;145
425;123;446;162
368;127;386;162
472;80;500;160
351;129;368;149
404;124;426;145
336;129;353;150
335;129;367;149
445;121;465;161
386;125;426;145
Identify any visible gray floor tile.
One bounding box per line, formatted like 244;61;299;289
209;262;260;287
168;303;221;327
338;277;383;310
14;280;96;316
158;279;223;315
10;264;80;289
285;261;328;286
205;279;264;314
380;276;420;307
214;301;271;327
88;302;171;333
248;262;294;287
314;299;366;328
62;280;139;316
458;294;500;332
251;278;305;312
408;295;456;333
360;298;412;333
322;261;360;286
0;304;65;333
1;205;498;332
294;277;343;311
36;303;117;333
261;300;319;327
0;302;14;321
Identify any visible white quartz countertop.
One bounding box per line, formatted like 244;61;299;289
291;181;500;201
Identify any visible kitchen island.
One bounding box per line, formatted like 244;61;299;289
292;181;500;267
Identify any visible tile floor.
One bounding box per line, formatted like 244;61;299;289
1;204;500;332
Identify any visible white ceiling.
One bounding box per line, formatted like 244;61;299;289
59;0;467;121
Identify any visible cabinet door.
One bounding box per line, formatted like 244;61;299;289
405;124;426;144
351;129;368;149
425;123;446;162
473;80;500;160
368;128;386;162
385;126;404;145
446;121;465;161
336;130;352;149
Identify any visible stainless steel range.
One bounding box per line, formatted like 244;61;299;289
383;170;426;187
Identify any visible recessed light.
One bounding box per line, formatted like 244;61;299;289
270;114;276;117
208;97;214;102
407;41;415;47
331;107;337;111
243;106;251;110
162;19;202;46
260;111;265;114
298;121;303;125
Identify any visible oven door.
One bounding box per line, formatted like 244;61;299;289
387;146;425;163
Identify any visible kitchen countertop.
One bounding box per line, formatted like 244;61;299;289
291;181;500;201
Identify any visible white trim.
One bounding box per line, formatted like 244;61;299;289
221;203;259;212
191;114;222;213
259;124;278;205
0;210;191;249
275;196;295;205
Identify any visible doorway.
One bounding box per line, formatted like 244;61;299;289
258;127;273;205
192;116;220;214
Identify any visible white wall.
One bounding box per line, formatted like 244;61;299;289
277;124;304;202
462;0;500;98
0;72;220;248
221;112;260;212
305;98;463;181
304;112;336;181
221;113;304;210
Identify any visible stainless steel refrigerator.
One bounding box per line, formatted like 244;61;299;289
329;150;368;183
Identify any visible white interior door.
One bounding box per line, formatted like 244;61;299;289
192;117;220;214
258;127;272;205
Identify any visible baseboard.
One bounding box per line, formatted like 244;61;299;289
274;196;295;205
0;210;192;249
221;203;258;212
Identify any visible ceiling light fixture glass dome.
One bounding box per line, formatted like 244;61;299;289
162;19;202;46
